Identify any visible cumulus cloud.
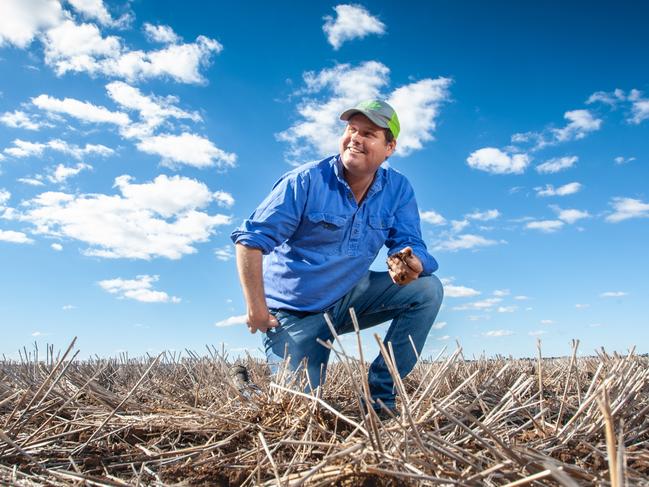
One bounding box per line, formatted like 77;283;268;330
136;133;236;169
214;314;247;328
628;89;649;124
4;138;113;160
466;209;500;221
0;229;34;244
32;94;129;125
67;0;118;26
483;329;513;337
48;162;92;183
51;242;63;251
0;110;42;130
433;234;503;252
98;274;181;303
143;23;180;44
497;306;517;313
214;245;234;261
18;178;45;187
535;156;578;174
535;182;582;197
440;278;480;298
466;148;530;174
432;321;447;330
213;191;235;208
106;81;201;138
0;0;64;48
323;4;385;50
586;88;626;106
10;174;231;259
552;206;590;224
420;210;446;225
606;197;649;222
453;297;502;311
0;189;10;207
512;109;602;151
525;220;564;233
277;61;451;161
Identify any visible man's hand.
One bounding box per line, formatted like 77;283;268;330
387;247;423;286
246;308;279;334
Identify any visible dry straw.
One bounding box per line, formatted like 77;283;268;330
1;320;648;486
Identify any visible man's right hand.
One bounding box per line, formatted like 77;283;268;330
246;309;279;334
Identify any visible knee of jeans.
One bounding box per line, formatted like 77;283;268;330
417;274;444;306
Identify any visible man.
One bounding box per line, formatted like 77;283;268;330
230;100;443;414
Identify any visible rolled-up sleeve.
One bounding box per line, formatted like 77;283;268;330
385;180;438;275
230;172;307;254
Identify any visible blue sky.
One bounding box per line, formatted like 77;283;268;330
1;1;648;360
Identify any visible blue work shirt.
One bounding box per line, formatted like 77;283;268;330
230;155;438;312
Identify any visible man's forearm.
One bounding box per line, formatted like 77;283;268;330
236;243;267;316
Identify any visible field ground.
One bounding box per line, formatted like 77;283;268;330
1;337;648;486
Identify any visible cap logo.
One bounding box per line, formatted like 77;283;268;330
359;100;383;111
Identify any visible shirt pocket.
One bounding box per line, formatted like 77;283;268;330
297;212;348;255
366;214;395;256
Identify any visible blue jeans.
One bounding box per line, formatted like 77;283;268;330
263;271;444;409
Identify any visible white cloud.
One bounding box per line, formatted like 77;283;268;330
4;138;114;160
101;36;223;84
599;291;627;298
62;304;75;310
514;295;529;300
551;110;602;143
552;207;590;224
48;162;92;183
535;182;582;197
277;61;450;161
43;19;122;75
466;209;500;221
540;319;554;325
535;156;578;174
606;197;649;222
628;89;649;124
214;314;247;328
67;0;115;26
143;23;180;44
106;81;201;138
436;335;451;341
11;174;231;259
453;297;502;311
432;321;447;330
0;0;63;48
466;148;530;174
1;110;42;130
0;189;10;206
420;210;446;225
528;330;547;336
136;133;236;169
483;329;513;337
213;191;235;208
214;245;234;261
387;78;452;155
525;220;564;233
51;242;63;251
450;220;469;233
614;156;635;165
323;4;385;50
493;289;509;297
575;303;589;309
586;88;625;106
433;234;503;252
443;283;480;298
0;229;34;244
497;306;517;313
18;178;45;187
33;94;129;125
98;274;181;303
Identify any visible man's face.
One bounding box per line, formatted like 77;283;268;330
339;114;396;179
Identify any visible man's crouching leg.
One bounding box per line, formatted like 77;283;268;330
262;310;333;393
367;274;444;410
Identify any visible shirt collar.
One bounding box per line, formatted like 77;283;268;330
332;155;386;196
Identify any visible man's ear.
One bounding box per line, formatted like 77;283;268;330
387;139;397;157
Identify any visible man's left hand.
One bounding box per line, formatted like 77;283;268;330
387;247;423;285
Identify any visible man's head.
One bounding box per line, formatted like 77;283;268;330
339;100;399;180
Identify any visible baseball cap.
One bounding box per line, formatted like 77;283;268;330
340;99;400;139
